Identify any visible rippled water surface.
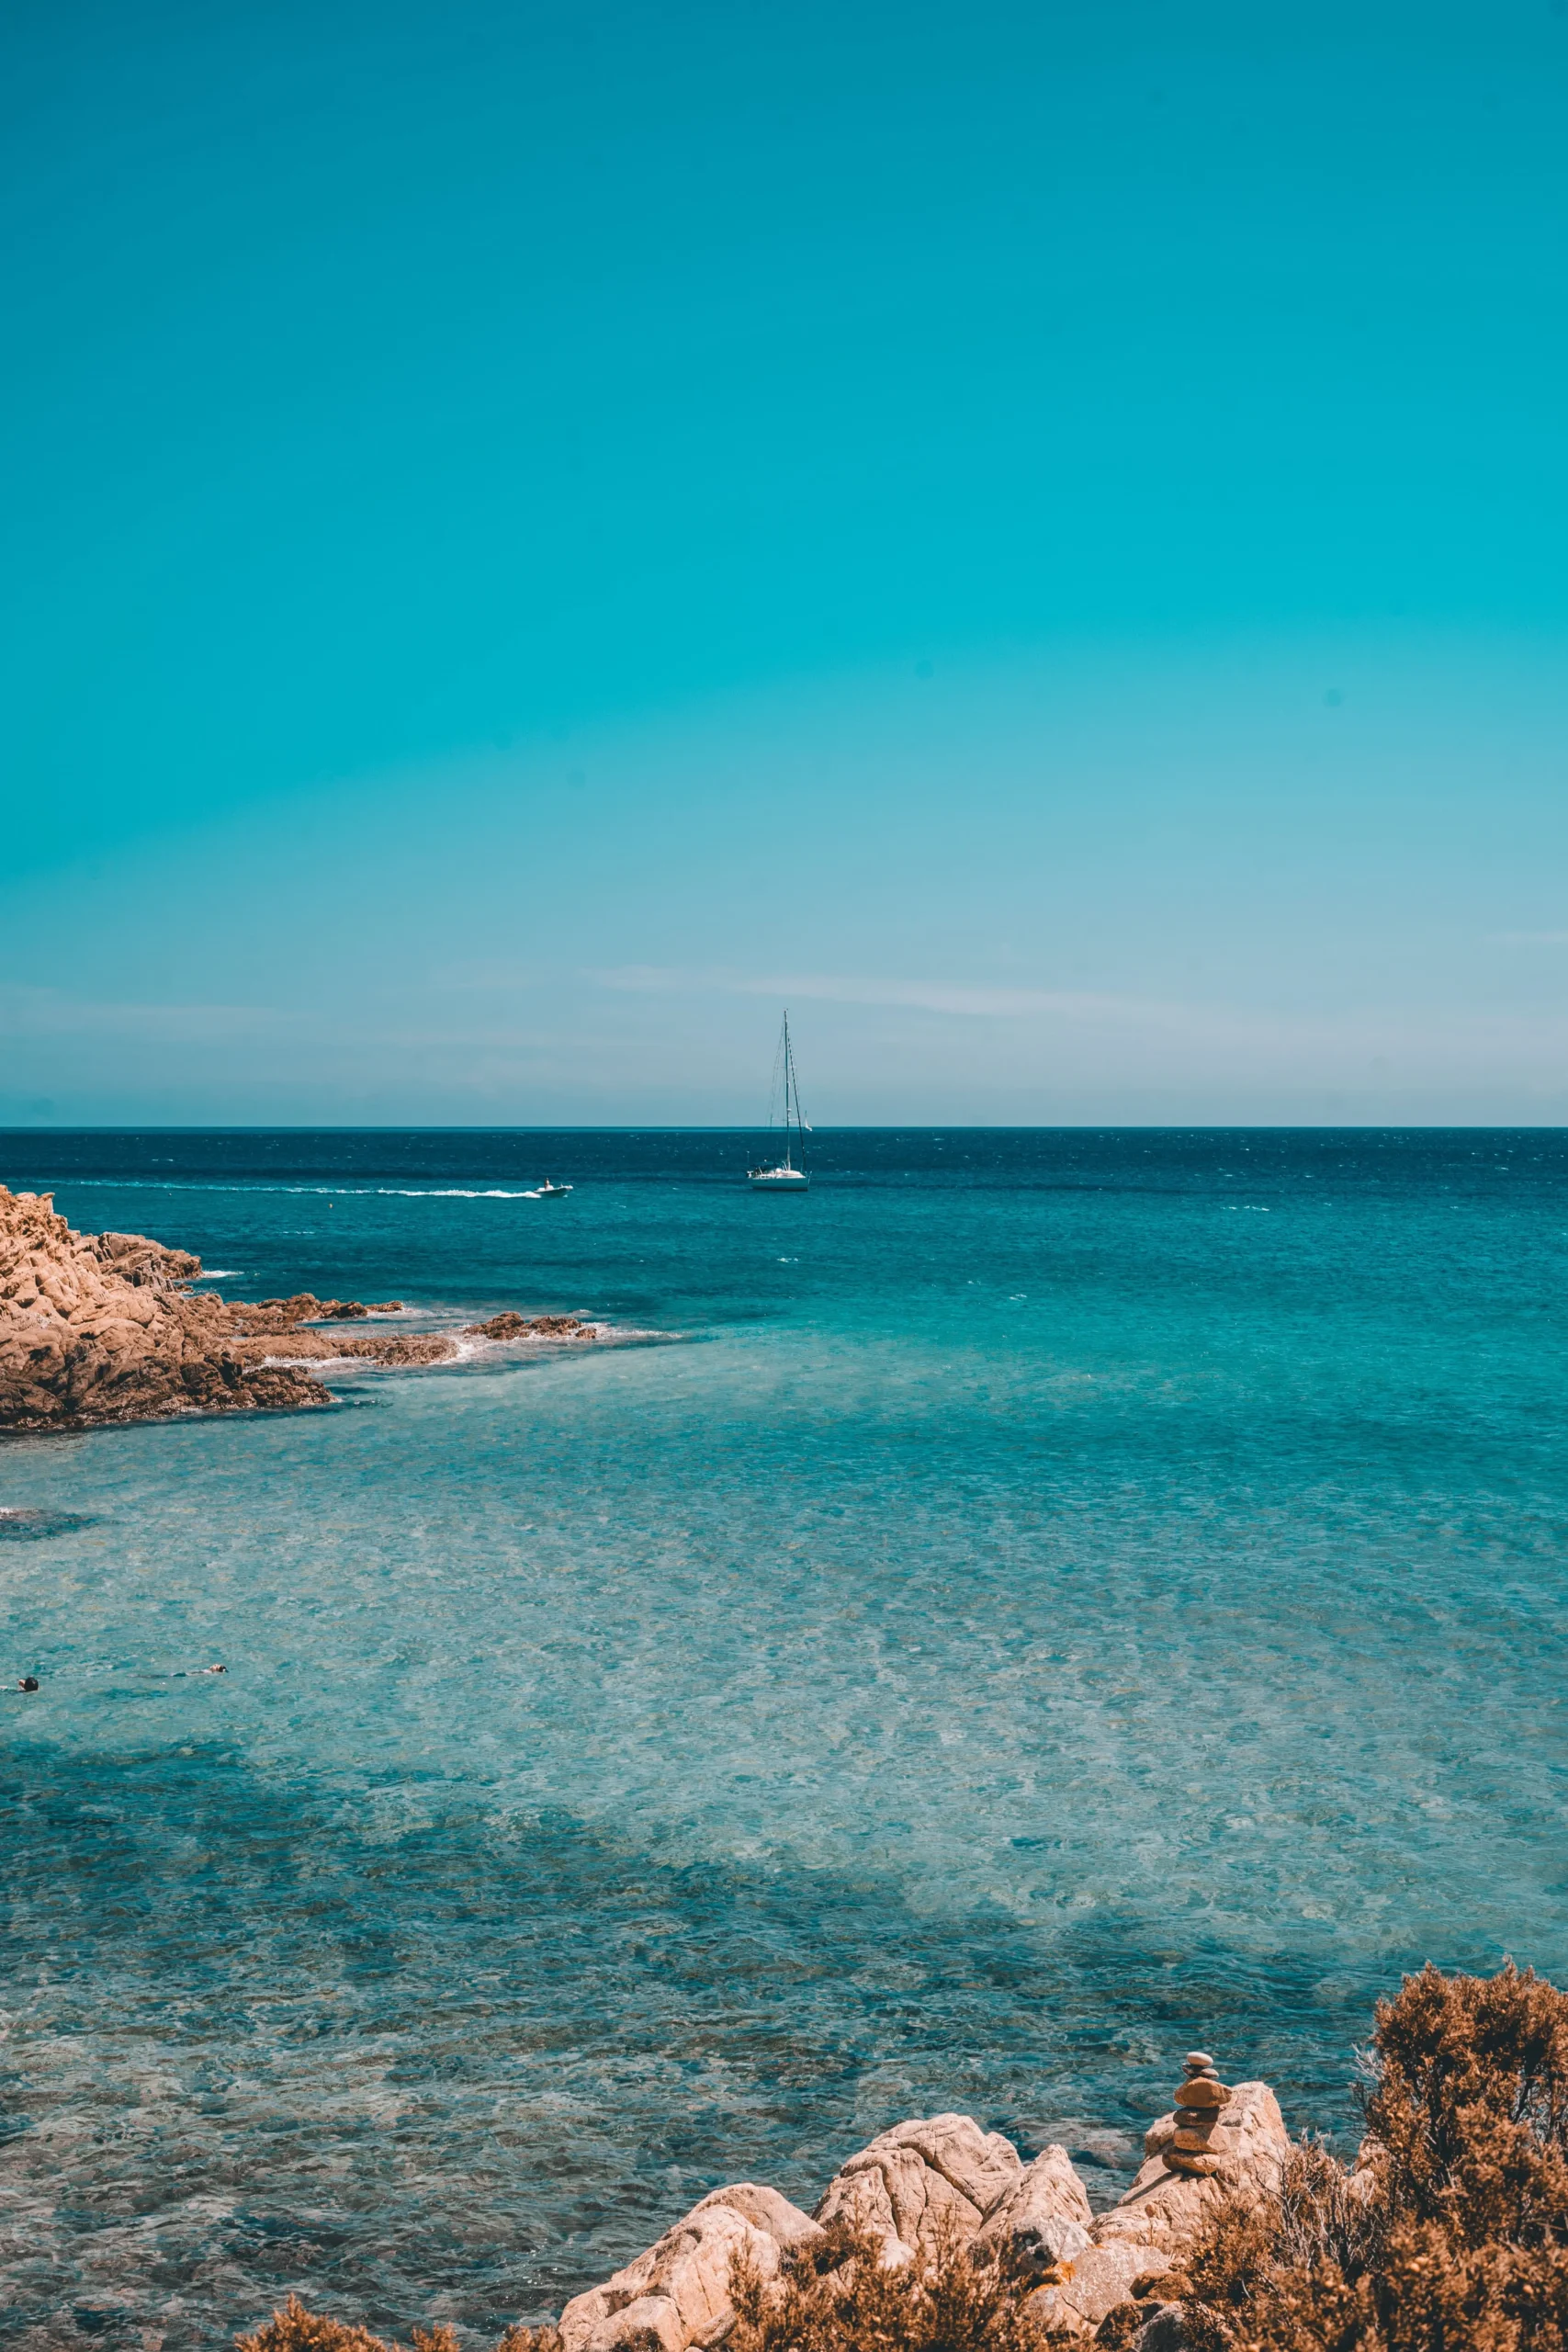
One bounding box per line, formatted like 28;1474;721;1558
4;1128;1567;2349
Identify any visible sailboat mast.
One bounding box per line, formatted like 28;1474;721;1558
784;1012;803;1165
793;1022;802;1159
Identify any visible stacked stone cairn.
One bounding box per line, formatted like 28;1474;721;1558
1165;2050;1232;2176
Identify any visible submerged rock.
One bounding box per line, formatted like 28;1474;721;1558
0;1507;96;1540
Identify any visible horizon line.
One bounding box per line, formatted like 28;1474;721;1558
6;1121;1568;1137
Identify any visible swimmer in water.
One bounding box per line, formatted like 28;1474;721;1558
204;1663;227;1675
17;1676;39;1692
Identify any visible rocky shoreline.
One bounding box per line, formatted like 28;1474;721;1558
0;1185;595;1432
541;2055;1291;2350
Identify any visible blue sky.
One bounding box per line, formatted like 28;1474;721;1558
4;0;1567;1123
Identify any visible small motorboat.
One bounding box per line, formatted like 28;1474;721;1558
534;1180;573;1199
748;1012;812;1191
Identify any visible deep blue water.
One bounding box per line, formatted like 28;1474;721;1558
4;1128;1568;2351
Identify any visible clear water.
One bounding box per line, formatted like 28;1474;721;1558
4;1129;1567;2352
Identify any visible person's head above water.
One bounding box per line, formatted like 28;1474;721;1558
205;1663;226;1674
17;1676;39;1692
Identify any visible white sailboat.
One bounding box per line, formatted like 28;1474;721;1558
748;1012;812;1191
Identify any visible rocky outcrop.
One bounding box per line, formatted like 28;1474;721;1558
231;1295;404;1323
813;2112;1028;2266
0;1187;469;1431
556;2124;1100;2352
555;2121;1100;2352
1094;2079;1289;2256
333;1332;457;1367
545;2059;1290;2352
1032;2073;1291;2336
216;1326;457;1372
975;2143;1094;2278
1032;2235;1177;2335
465;1311;595;1341
89;1228;203;1288
558;2185;821;2352
1127;2304;1189;2352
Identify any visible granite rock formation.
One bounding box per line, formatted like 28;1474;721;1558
558;2186;822;2352
813;2112;1030;2266
1033;2072;1290;2335
975;2143;1095;2279
554;2121;1099;2352
1094;2077;1289;2254
0;1187;462;1431
543;2057;1289;2351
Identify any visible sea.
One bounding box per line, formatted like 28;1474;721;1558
4;1127;1568;2351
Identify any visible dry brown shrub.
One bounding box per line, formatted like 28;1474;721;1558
234;2296;462;2352
1092;2301;1165;2350
1178;1965;1568;2352
1367;1961;1568;2248
728;2217;1051;2352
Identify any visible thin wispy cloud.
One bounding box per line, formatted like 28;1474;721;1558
590;966;1119;1019
585;965;1568;1071
0;988;295;1042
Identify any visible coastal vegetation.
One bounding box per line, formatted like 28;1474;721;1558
233;1962;1568;2352
1171;1960;1568;2351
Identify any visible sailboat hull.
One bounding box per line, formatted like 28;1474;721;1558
748;1167;811;1190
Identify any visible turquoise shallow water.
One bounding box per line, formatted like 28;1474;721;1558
4;1129;1568;2350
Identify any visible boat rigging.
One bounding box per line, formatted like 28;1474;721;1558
748;1012;812;1191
